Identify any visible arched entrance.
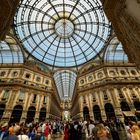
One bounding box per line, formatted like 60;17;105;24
120;101;130;111
9;105;23;124
93;105;102;121
120;101;136;121
0;104;5;120
39;107;46;122
105;103;116;120
134;101;140;120
83;106;90;121
26;106;36;123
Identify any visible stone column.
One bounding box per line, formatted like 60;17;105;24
85;94;91;120
79;95;84;120
47;96;50;112
98;90;107;121
34;92;41;122
0;88;4;98
88;94;94;120
3;89;18;123
20;91;31;123
46;96;50;120
20;111;27;123
112;88;124;121
24;92;32;122
124;88;134;110
134;87;140;99
130;88;137;113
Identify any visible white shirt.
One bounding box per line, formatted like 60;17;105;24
42;123;46;133
88;124;95;135
18;135;29;140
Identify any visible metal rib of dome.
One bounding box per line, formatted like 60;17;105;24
14;0;111;67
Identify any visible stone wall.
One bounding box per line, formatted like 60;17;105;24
103;0;140;68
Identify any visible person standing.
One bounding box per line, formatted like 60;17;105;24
64;124;69;140
88;120;95;140
0;123;9;140
97;123;112;140
45;123;49;140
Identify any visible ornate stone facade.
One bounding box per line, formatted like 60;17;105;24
71;64;140;122
0;63;61;123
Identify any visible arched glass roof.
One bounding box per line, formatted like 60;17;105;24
14;0;111;68
54;70;77;100
104;37;128;63
0;35;24;64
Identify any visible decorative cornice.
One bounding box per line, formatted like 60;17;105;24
77;80;140;93
0;82;53;93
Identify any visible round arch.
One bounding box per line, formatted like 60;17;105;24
120;101;130;111
105;103;116;120
93;105;102;121
9;105;23;124
39;107;46;122
0;104;5;120
83;106;90;121
26;106;36;123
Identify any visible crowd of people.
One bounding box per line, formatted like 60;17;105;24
64;119;140;140
0;118;140;140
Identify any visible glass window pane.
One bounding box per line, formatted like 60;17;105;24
14;0;111;67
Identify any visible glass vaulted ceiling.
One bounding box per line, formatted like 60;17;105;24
0;35;24;64
13;0;112;100
54;70;77;100
14;0;111;68
104;36;128;64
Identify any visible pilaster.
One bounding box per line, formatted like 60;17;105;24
98;90;107;121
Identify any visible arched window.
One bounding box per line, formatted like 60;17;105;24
83;106;90;121
39;107;46;122
9;105;23;124
134;101;140;111
26;106;36;123
93;105;102;121
105;103;116;120
120;101;130;111
0;104;5;120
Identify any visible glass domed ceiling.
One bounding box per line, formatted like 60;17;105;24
0;35;24;64
14;0;111;67
104;36;128;63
